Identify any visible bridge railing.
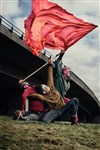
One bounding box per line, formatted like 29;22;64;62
0;15;25;40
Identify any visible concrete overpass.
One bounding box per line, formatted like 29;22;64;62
0;15;100;123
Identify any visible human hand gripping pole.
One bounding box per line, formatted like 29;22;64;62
56;50;65;60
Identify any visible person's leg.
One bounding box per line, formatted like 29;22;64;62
20;111;39;121
56;98;79;124
41;102;74;123
41;109;59;123
25;113;39;121
60;98;79;116
42;98;79;124
13;110;39;121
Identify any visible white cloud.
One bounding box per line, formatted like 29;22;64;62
13;17;26;32
1;0;22;19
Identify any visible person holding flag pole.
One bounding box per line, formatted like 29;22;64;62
13;58;79;125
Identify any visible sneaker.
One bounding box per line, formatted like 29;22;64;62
12;110;21;120
71;116;78;125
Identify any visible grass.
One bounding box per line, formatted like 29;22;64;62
0;116;100;150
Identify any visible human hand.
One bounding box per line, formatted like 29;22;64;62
20;110;25;116
48;59;53;65
19;79;24;84
56;50;65;57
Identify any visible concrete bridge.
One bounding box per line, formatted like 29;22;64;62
0;15;100;123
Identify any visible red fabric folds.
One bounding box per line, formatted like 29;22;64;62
24;0;97;56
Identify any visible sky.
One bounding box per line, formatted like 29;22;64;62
0;0;100;101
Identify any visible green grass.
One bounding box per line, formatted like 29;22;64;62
0;116;100;150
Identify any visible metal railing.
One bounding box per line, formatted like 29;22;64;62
0;15;25;40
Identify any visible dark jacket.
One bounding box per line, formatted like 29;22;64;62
54;60;70;98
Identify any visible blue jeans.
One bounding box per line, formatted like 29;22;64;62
22;111;45;121
42;98;79;123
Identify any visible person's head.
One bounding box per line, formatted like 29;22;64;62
19;80;31;90
21;82;30;89
35;84;50;95
62;66;71;77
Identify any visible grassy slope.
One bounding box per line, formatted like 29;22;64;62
0;116;100;150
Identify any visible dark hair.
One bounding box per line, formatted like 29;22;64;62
35;85;43;94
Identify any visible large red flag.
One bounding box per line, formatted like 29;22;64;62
24;0;97;56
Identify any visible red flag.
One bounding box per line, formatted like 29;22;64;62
24;0;97;56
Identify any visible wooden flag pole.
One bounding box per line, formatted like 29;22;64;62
22;61;48;82
21;52;64;83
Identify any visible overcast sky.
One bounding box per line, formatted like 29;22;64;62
0;0;100;101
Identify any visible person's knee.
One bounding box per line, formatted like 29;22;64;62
71;98;79;106
42;111;58;123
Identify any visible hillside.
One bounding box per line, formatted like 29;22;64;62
0;116;100;150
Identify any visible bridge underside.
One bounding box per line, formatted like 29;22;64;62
0;18;100;123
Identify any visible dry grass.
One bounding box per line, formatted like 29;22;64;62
0;116;100;150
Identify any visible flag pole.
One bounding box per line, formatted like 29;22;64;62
21;52;63;83
22;61;48;82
